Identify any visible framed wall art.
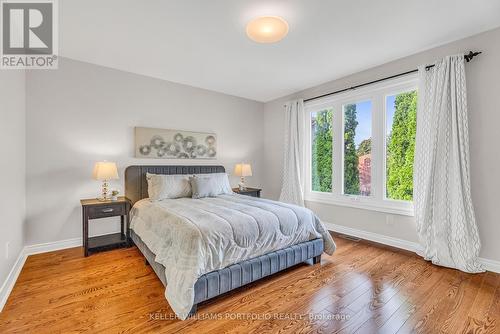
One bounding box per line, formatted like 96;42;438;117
135;127;217;159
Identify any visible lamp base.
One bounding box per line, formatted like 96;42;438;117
238;176;247;191
98;180;109;201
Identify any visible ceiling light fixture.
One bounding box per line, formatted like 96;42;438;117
246;16;289;43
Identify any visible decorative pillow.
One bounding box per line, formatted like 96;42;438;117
146;173;192;201
195;173;233;195
190;173;233;199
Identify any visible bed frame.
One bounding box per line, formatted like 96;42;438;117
125;165;324;315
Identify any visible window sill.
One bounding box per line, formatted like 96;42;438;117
305;193;415;216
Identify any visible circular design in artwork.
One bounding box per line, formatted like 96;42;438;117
150;136;165;149
173;133;184;142
189;150;197;159
177;152;189;159
207;147;217;157
157;147;167;157
139;145;152;156
205;135;216;146
182;136;197;152
195;145;207;156
165;142;180;156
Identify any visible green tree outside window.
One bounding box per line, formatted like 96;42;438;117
344;104;360;195
311;110;333;192
387;91;417;201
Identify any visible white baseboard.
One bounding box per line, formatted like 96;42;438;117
24;237;82;256
0;249;27;312
0;237;83;312
479;257;500;273
324;222;423;253
23;231;120;256
325;222;500;273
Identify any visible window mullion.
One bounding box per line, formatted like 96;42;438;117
332;102;343;197
371;95;384;202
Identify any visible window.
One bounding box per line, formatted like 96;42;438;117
385;91;417;201
305;75;417;215
343;101;372;196
311;109;333;192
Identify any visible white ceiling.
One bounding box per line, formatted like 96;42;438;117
60;0;500;102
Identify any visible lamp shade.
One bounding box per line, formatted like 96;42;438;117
234;163;252;177
92;162;119;181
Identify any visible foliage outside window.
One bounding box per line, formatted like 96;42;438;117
311;109;333;192
343;101;372;196
386;91;417;201
306;77;417;215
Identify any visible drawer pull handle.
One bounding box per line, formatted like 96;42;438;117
102;208;114;213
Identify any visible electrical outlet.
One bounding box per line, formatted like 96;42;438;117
5;241;10;259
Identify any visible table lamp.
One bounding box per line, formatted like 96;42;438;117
233;163;252;190
93;161;119;201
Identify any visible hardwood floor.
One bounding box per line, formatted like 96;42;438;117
0;235;498;333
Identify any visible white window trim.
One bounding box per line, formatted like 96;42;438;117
304;74;418;216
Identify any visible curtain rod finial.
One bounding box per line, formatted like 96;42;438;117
465;51;482;62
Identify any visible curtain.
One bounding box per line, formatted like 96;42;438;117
279;99;305;206
414;55;483;273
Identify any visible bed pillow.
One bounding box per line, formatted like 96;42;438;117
190;173;233;199
146;173;192;201
195;173;233;195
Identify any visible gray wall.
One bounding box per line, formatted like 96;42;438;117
0;71;26;284
25;58;264;245
263;27;500;261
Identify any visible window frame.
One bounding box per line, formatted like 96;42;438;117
304;74;418;216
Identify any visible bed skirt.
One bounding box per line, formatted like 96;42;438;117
131;230;323;307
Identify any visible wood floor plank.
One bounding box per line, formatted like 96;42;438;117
376;264;445;334
0;234;498;334
464;272;500;329
313;248;420;332
396;267;466;333
438;272;486;333
352;258;429;333
324;254;428;333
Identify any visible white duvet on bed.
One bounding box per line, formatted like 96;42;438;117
130;194;336;319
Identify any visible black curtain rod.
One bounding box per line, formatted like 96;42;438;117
303;51;482;103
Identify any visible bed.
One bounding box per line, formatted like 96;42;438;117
125;165;336;319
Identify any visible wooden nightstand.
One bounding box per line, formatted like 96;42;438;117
81;197;131;257
232;187;261;198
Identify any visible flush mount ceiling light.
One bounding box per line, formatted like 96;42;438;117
246;16;289;43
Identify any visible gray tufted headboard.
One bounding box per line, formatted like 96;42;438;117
125;165;226;205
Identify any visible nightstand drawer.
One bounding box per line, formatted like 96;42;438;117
88;203;125;218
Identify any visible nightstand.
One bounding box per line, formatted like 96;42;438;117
232;187;261;198
81;197;131;257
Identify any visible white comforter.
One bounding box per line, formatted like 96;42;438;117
130;194;336;319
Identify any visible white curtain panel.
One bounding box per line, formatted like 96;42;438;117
414;55;483;273
279;99;305;206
